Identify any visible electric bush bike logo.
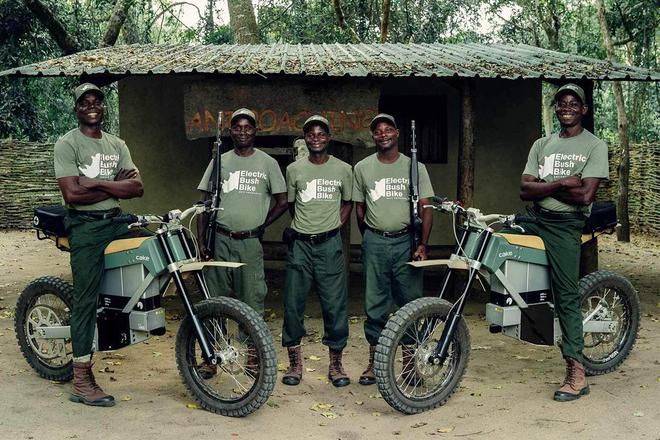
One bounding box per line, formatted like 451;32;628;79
15;204;277;417
373;198;640;415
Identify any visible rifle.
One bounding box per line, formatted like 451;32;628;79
205;112;223;256
409;120;422;260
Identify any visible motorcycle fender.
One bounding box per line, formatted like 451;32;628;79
407;259;470;270
179;261;246;272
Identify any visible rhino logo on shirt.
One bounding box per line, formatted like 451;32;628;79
368;179;388;202
300;179;317;202
79;153;101;178
539;154;556;179
222;171;241;193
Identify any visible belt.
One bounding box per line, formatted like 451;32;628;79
68;208;121;220
294;228;340;244
366;226;410;238
216;225;263;240
532;205;585;220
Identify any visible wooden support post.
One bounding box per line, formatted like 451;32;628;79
457;79;475;206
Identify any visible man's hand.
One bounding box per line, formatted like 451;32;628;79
559;176;582;188
115;168;139;181
78;176;97;189
199;243;213;261
412;244;428;261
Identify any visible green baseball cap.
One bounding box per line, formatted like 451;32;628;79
370;113;397;132
73;83;104;103
231;108;257;127
554;83;586;104
303;115;330;134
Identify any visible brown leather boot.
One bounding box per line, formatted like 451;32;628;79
282;345;302;386
554;357;590;401
198;360;218;380
359;345;377;385
328;349;350;387
69;361;115;407
401;345;423;387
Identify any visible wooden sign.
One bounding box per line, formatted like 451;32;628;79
184;78;379;146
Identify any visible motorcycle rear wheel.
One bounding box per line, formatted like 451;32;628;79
580;270;640;376
15;276;74;381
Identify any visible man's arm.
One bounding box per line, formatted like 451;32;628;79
519;174;582;201
553;178;602;205
263;192;289;228
412;197;433;261
355;201;366;235
78;169;143;199
58;176;113;205
340;201;353;226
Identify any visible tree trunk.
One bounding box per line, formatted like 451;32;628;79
227;0;260;44
380;0;391;43
538;1;560;137
205;0;216;39
100;0;134;47
457;79;475;207
332;0;360;43
22;0;82;54
596;0;630;242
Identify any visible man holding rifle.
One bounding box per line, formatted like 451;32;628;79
197;108;288;319
352;113;434;385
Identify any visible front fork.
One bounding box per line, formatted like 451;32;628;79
156;229;216;364
430;227;493;365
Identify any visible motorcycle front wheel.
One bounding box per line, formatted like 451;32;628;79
374;297;471;415
175;297;277;417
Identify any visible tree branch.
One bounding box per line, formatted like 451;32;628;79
100;0;134;47
22;0;82;54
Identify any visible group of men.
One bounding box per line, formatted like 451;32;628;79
55;81;605;407
195;109;434;388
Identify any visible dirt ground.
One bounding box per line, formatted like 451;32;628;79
0;230;658;440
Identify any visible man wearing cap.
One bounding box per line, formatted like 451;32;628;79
55;83;144;406
197;107;287;322
520;83;608;401
353;113;434;385
280;115;353;387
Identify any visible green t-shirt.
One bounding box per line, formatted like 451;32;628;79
53;128;136;211
353;153;434;232
523;129;609;213
287;155;352;234
198;148;286;231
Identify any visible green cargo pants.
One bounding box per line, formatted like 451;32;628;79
522;208;586;363
66;213;138;358
205;233;268;316
282;233;348;351
362;229;423;346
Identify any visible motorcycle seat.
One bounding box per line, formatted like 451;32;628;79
104;237;151;255
498;233;596;251
497;233;545;250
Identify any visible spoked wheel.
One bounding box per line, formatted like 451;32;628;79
175;297;276;417
15;276;74;381
580;270;640;376
374;297;470;415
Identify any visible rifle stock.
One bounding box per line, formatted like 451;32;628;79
205;112;223;255
410;120;422;260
